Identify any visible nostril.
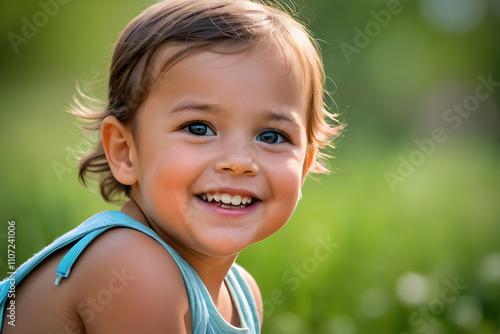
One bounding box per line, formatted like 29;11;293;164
214;158;258;176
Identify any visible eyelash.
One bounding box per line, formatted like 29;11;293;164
256;129;292;144
178;121;292;144
179;121;216;136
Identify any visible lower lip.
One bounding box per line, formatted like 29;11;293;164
194;196;260;217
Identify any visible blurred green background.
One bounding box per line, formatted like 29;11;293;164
1;0;499;333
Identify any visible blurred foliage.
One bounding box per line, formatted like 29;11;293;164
1;0;499;333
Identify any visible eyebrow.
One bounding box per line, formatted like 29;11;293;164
262;110;304;132
168;100;223;115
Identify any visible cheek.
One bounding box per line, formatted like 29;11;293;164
267;155;305;210
137;145;204;213
256;158;303;241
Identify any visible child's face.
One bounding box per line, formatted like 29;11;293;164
128;44;312;257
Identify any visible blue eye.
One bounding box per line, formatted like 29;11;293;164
256;130;288;144
183;122;215;136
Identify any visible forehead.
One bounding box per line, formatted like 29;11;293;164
151;41;305;92
148;42;307;114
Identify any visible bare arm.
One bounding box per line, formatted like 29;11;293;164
67;228;191;333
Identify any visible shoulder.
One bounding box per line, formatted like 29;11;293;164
236;265;264;327
67;227;191;333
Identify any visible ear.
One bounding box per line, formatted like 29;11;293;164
101;116;137;186
301;148;315;184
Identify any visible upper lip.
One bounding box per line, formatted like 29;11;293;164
196;187;261;201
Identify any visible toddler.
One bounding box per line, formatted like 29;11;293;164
0;0;342;332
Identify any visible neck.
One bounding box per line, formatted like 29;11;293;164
181;249;237;303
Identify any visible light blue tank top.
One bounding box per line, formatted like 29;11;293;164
0;210;260;333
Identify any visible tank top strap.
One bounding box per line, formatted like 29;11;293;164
225;264;261;333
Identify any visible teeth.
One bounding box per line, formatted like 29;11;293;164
242;195;250;205
221;193;232;205
199;192;255;207
231;195;242;206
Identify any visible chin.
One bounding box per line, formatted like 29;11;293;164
196;234;255;258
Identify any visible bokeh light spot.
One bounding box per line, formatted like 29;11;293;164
419;0;488;34
478;253;500;284
323;314;357;334
448;296;483;330
396;272;429;304
272;312;310;334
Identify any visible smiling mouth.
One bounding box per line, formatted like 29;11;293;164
196;192;257;209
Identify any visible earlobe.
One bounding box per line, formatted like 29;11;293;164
298;150;315;199
304;150;316;174
302;149;315;188
301;148;315;184
101;116;137;186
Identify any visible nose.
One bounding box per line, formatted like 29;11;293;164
214;141;259;176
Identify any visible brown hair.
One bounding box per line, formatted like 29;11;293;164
72;0;343;202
